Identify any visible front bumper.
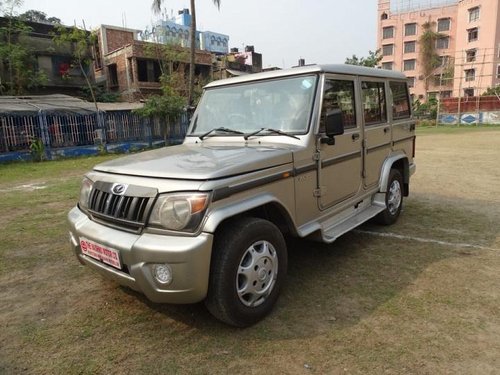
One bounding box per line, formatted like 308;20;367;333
67;206;213;304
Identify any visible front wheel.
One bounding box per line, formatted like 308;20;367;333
375;168;403;225
205;217;287;327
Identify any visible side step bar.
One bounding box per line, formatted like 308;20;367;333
321;198;385;243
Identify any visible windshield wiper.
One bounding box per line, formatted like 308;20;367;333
199;127;244;140
244;128;300;140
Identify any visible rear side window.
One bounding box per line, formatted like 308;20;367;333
390;81;411;120
361;81;387;126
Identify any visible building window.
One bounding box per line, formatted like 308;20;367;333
407;77;415;88
465;69;475;82
468;28;478;42
496;65;500;79
93;40;103;70
381;13;388;20
107;64;118;87
436;37;449;49
361;81;387;125
469;7;480;22
405;23;417;36
466;49;476;63
404;41;416;54
439;55;450;67
437;18;451;32
441;91;452;98
383;26;394;39
382;62;393;70
382;44;394;56
390;81;410;120
403;59;416;71
137;59;161;82
464;88;474;97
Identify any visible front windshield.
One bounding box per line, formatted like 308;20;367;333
190;75;317;136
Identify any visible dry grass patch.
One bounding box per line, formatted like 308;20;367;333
0;129;499;374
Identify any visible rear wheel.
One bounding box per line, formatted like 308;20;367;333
376;168;403;225
205;217;287;327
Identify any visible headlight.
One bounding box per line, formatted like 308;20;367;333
149;192;210;232
79;177;94;211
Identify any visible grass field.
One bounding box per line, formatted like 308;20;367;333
1;128;499;374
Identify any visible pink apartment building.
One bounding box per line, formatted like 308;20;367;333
378;0;500;101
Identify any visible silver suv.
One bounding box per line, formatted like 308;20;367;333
68;64;416;327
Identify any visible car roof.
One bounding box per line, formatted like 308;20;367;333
205;64;407;89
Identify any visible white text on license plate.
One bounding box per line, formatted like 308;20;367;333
79;237;121;269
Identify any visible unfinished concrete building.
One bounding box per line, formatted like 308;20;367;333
94;25;213;101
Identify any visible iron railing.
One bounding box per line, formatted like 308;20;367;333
0;110;189;157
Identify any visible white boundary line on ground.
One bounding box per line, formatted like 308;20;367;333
0;183;47;193
354;230;499;252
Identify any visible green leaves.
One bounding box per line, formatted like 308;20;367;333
345;50;382;68
0;1;47;94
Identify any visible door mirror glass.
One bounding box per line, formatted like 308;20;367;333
325;109;344;138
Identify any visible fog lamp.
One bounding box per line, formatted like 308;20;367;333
152;264;173;285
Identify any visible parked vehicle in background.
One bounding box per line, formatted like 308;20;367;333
68;64;416;327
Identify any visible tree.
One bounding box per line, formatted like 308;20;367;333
152;0;221;106
136;41;190;143
0;0;47;94
482;86;500;97
52;25;98;109
345;50;382;68
19;9;61;24
135;74;186;144
419;21;442;95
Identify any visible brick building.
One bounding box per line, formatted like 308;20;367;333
378;0;500;100
95;25;213;101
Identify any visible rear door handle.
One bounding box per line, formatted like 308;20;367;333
352;133;360;141
383;127;390;134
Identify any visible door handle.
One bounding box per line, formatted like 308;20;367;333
352;133;360;141
383;127;390;134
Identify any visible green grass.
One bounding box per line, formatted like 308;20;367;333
0;154;119;185
416;123;500;135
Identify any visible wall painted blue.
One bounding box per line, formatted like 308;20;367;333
0;139;185;163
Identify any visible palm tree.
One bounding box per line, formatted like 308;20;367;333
152;0;221;106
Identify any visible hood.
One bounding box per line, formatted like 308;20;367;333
94;143;294;180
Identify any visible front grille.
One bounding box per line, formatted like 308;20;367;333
88;182;157;231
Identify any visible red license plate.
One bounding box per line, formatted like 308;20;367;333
80;237;122;269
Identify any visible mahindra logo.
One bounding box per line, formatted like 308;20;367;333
112;183;127;195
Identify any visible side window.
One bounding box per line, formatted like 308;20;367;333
362;81;387;125
389;81;410;120
320;79;357;132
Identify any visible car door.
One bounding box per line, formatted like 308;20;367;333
360;79;392;188
318;76;363;210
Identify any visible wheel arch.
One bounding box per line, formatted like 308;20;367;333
203;194;298;237
379;152;410;196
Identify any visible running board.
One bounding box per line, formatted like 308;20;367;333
321;204;385;243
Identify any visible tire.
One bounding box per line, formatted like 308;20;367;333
205;217;287;327
375;168;404;225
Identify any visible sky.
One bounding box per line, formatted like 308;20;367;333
16;0;378;69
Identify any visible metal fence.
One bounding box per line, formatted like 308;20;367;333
0;110;189;160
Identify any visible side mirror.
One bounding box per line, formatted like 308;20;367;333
321;109;344;145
